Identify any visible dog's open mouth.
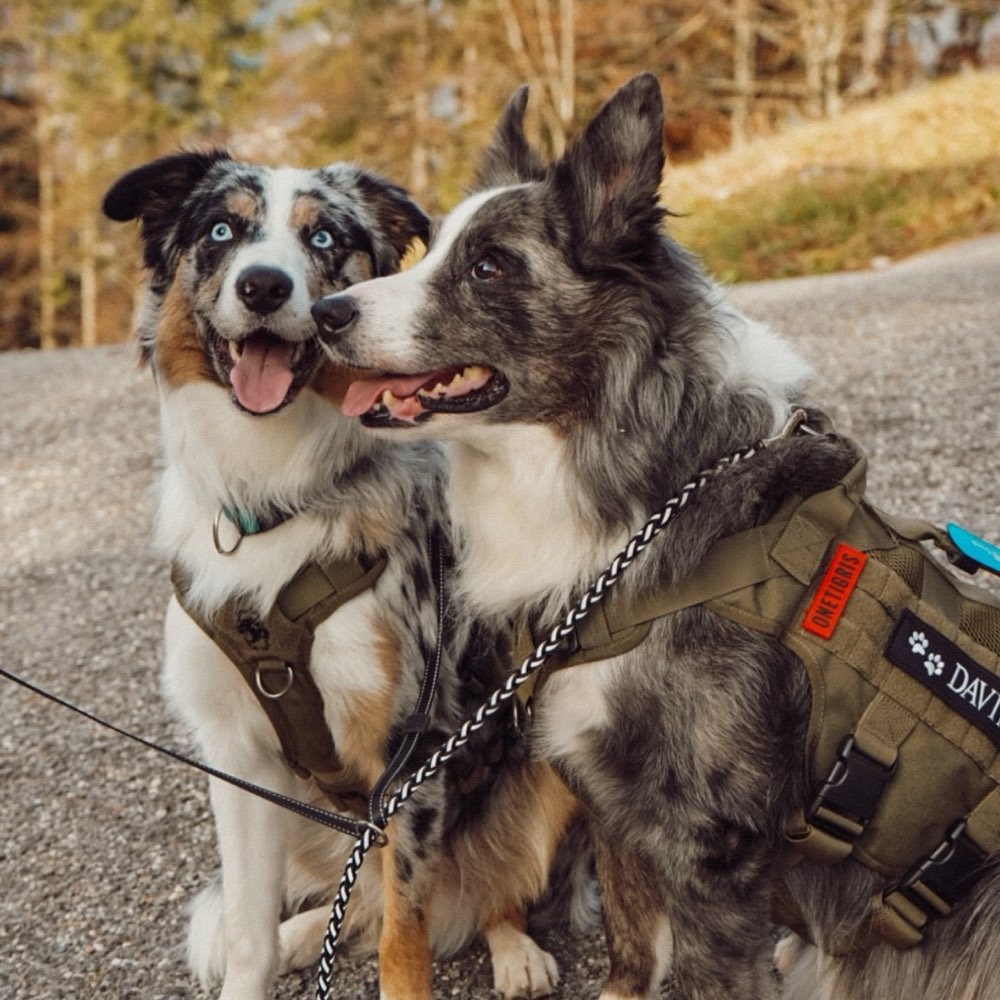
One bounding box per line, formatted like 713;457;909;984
341;364;509;427
211;329;322;416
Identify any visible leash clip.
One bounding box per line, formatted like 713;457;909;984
767;407;814;444
360;819;389;848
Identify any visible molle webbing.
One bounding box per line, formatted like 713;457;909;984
515;437;1000;951
172;552;386;813
774;526;1000;952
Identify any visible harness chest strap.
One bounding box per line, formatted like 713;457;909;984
514;439;1000;951
171;551;387;813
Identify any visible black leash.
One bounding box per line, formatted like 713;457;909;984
0;530;448;844
0;662;376;838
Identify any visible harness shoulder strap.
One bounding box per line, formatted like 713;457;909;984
519;448;871;675
171;551;387;812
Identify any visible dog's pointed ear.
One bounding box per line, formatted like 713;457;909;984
474;85;547;189
557;73;666;252
103;149;231;267
353;174;432;275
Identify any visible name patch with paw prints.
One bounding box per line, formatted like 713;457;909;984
887;609;1000;749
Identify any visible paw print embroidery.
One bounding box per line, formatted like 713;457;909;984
908;630;928;657
924;653;945;677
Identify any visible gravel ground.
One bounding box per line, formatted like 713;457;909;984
1;235;998;999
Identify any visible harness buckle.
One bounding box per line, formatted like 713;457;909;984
897;820;987;914
807;735;896;841
873;819;988;949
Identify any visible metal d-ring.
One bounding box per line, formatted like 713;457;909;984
359;820;389;847
254;662;295;699
213;507;243;555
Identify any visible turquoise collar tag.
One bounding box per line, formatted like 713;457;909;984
947;522;1000;577
225;506;262;535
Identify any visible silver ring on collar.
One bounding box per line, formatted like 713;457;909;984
213;506;243;555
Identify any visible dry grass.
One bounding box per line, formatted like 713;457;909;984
663;71;1000;282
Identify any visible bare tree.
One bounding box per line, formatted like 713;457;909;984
730;0;755;146
35;90;57;349
409;0;431;202
496;0;575;155
846;0;891;98
792;0;850;117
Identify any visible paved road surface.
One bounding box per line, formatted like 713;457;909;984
1;235;998;998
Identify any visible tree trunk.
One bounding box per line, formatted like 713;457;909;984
409;0;430;203
78;144;98;348
847;0;890;98
558;0;574;130
822;0;847;117
37;108;57;350
497;0;569;157
731;0;754;148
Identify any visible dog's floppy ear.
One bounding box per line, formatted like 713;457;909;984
474;85;547;189
354;174;432;275
556;73;666;254
102;149;231;268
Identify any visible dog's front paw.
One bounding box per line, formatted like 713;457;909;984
278;906;328;974
487;925;560;999
772;931;804;976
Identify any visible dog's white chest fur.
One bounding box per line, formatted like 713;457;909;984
156;382;362;612
447;424;617;618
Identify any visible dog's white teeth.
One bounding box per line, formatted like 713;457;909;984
381;389;400;407
228;341;242;362
291;343;303;364
418;382;448;399
415;365;492;400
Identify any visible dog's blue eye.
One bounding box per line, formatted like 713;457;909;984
210;222;233;243
310;229;334;250
471;256;503;282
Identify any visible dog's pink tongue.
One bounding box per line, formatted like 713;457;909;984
342;373;437;417
230;336;295;414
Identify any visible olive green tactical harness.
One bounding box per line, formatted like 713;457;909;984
171;551;386;814
515;424;1000;953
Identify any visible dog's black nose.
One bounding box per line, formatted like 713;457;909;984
312;294;359;340
237;265;293;315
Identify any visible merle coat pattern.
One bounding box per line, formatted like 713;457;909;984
311;76;1000;999
103;152;578;1000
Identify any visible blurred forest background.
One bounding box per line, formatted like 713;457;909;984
1;0;998;351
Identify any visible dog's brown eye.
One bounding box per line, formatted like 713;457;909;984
471;256;502;282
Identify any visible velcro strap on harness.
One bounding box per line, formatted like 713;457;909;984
172;551;386;812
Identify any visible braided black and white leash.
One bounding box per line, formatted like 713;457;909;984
314;434;775;1000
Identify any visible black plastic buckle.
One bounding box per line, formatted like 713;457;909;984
900;820;987;911
808;735;897;837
